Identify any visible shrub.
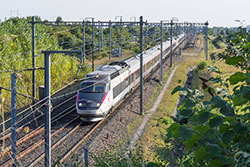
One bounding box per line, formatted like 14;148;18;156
197;61;207;70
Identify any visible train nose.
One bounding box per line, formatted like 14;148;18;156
76;108;105;122
76;107;104;116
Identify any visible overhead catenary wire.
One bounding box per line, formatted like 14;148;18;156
0;74;102;129
1;18;193;132
0;103;78;163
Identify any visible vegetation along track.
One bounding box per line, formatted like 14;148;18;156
0;36;190;166
57;38;190;166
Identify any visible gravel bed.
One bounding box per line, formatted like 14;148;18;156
0;42;187;166
61;43;185;166
15;113;81;166
32;121;95;167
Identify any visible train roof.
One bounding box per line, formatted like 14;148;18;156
86;34;185;80
86;61;130;80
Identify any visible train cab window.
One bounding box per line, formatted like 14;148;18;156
95;86;104;93
80;82;107;93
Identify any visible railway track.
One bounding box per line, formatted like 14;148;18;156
0;37;190;166
55;37;190;166
55;41;188;166
0;94;76;152
0;97;77;166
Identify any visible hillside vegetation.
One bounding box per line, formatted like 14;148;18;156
0;16;177;116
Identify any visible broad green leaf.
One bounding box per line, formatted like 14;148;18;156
168;123;180;138
234;123;248;135
195;146;208;162
220;103;235;117
229;72;247;85
209;116;224;128
184;134;201;152
188;115;199;124
205;143;222;157
211;96;227;108
208;159;224;167
225;56;245;65
179;109;193;118
178;126;193;141
168;122;180;131
233;93;248;106
194;125;210;134
183;98;196;109
219;124;230;134
222;130;234;145
198;112;213;124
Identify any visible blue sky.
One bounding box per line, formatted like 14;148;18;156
0;0;249;27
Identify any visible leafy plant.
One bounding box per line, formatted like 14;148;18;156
165;28;250;167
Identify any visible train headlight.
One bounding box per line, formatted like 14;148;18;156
79;103;83;107
96;103;100;107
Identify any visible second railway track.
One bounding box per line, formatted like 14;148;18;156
0;35;190;166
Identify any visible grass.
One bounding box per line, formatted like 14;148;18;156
136;35;206;162
135;33;243;164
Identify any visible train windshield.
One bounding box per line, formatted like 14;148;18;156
80;82;107;93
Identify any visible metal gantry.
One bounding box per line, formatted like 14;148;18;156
11;73;17;167
31;16;36;105
7;16;208;167
41;50;81;167
205;21;209;60
139;16;143;115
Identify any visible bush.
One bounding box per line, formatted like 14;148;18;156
196;61;207;70
166;28;250;167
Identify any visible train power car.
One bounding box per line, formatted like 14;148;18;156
76;34;185;122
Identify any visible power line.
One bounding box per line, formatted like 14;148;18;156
0;67;44;74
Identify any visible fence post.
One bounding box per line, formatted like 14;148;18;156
120;18;123;57
44;53;51;167
139;16;143;115
205;21;209;60
145;21;148;49
82;20;85;64
92;18;95;71
101;23;103;50
109;21;112;60
179;47;182;57
170;20;173;68
160;21;163;83
98;21;101;51
84;148;88;167
31;16;36;104
0;88;5;150
11;73;17;167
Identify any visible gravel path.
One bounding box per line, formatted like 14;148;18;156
128;64;179;151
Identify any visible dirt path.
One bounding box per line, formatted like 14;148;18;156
128;65;179;150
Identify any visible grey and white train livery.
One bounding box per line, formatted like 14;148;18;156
76;34;186;122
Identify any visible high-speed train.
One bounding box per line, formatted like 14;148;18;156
76;34;186;122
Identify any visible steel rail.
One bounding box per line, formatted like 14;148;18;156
28;118;86;167
0;102;76;159
56;36;187;165
0;113;79;167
